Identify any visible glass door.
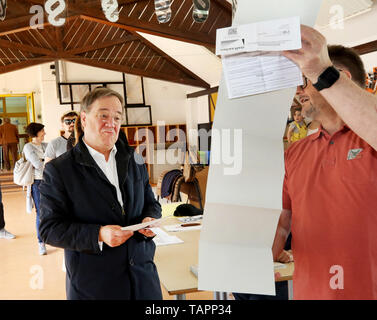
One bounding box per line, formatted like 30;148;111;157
0;93;36;159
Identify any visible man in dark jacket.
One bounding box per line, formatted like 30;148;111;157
39;87;162;300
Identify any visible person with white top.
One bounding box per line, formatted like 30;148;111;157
23;123;47;255
45;111;78;163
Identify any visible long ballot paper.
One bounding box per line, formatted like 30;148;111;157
198;0;321;296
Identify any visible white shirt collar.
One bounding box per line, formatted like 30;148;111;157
83;139;117;163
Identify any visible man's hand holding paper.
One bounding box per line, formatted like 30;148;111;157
99;225;134;248
282;24;333;83
217;16;304;99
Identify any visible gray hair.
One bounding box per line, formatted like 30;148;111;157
80;87;124;113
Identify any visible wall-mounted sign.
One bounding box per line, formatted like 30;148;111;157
0;0;7;21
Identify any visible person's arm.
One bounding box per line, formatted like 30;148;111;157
287;125;294;143
23;144;44;169
283;25;377;151
320;74;377;150
44;142;55;164
273;154;293;261
272;209;292;261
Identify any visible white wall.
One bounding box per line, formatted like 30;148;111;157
39;62;73;141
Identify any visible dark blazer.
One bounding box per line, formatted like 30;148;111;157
39;136;162;300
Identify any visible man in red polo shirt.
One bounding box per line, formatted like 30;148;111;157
272;27;377;299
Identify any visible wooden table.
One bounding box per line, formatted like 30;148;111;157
154;214;201;299
154;203;294;300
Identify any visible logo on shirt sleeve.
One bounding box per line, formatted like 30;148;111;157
347;148;363;160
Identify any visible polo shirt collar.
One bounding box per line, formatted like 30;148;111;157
310;124;350;141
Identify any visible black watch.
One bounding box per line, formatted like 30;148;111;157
312;66;340;91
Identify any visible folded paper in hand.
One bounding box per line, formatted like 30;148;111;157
121;217;168;231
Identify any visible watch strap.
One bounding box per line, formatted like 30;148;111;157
313;66;340;91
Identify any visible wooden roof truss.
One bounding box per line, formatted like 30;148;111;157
0;0;233;88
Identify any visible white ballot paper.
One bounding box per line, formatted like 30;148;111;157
199;203;280;295
216;16;301;56
217;16;303;99
150;227;184;246
222;51;303;99
121;217;168;231
198;0;321;297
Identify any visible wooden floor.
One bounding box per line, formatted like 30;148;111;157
0;189;212;300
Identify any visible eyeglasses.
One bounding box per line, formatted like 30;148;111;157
64;119;76;125
300;76;308;90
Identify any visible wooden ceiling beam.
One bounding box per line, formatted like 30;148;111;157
353;40;377;56
0;57;54;74
0;15;39;36
0;38;56;56
78;11;216;47
187;86;219;98
212;0;233;12
4;1;228;47
55;27;64;51
64;34;139;55
0;14;79;36
62;55;209;88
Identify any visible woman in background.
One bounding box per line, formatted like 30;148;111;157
23;123;47;255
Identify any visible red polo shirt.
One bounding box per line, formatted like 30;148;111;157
283;125;377;300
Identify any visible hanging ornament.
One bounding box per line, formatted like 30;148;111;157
101;0;120;23
193;0;210;23
0;0;7;21
154;0;171;24
232;0;237;21
45;0;66;27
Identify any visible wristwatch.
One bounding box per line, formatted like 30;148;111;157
312;66;340;91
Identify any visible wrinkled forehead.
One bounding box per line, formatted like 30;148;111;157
97;107;123;116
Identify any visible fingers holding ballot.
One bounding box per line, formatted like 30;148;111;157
99;225;134;248
282;25;333;83
138;217;159;239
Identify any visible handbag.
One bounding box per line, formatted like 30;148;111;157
13;153;34;187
